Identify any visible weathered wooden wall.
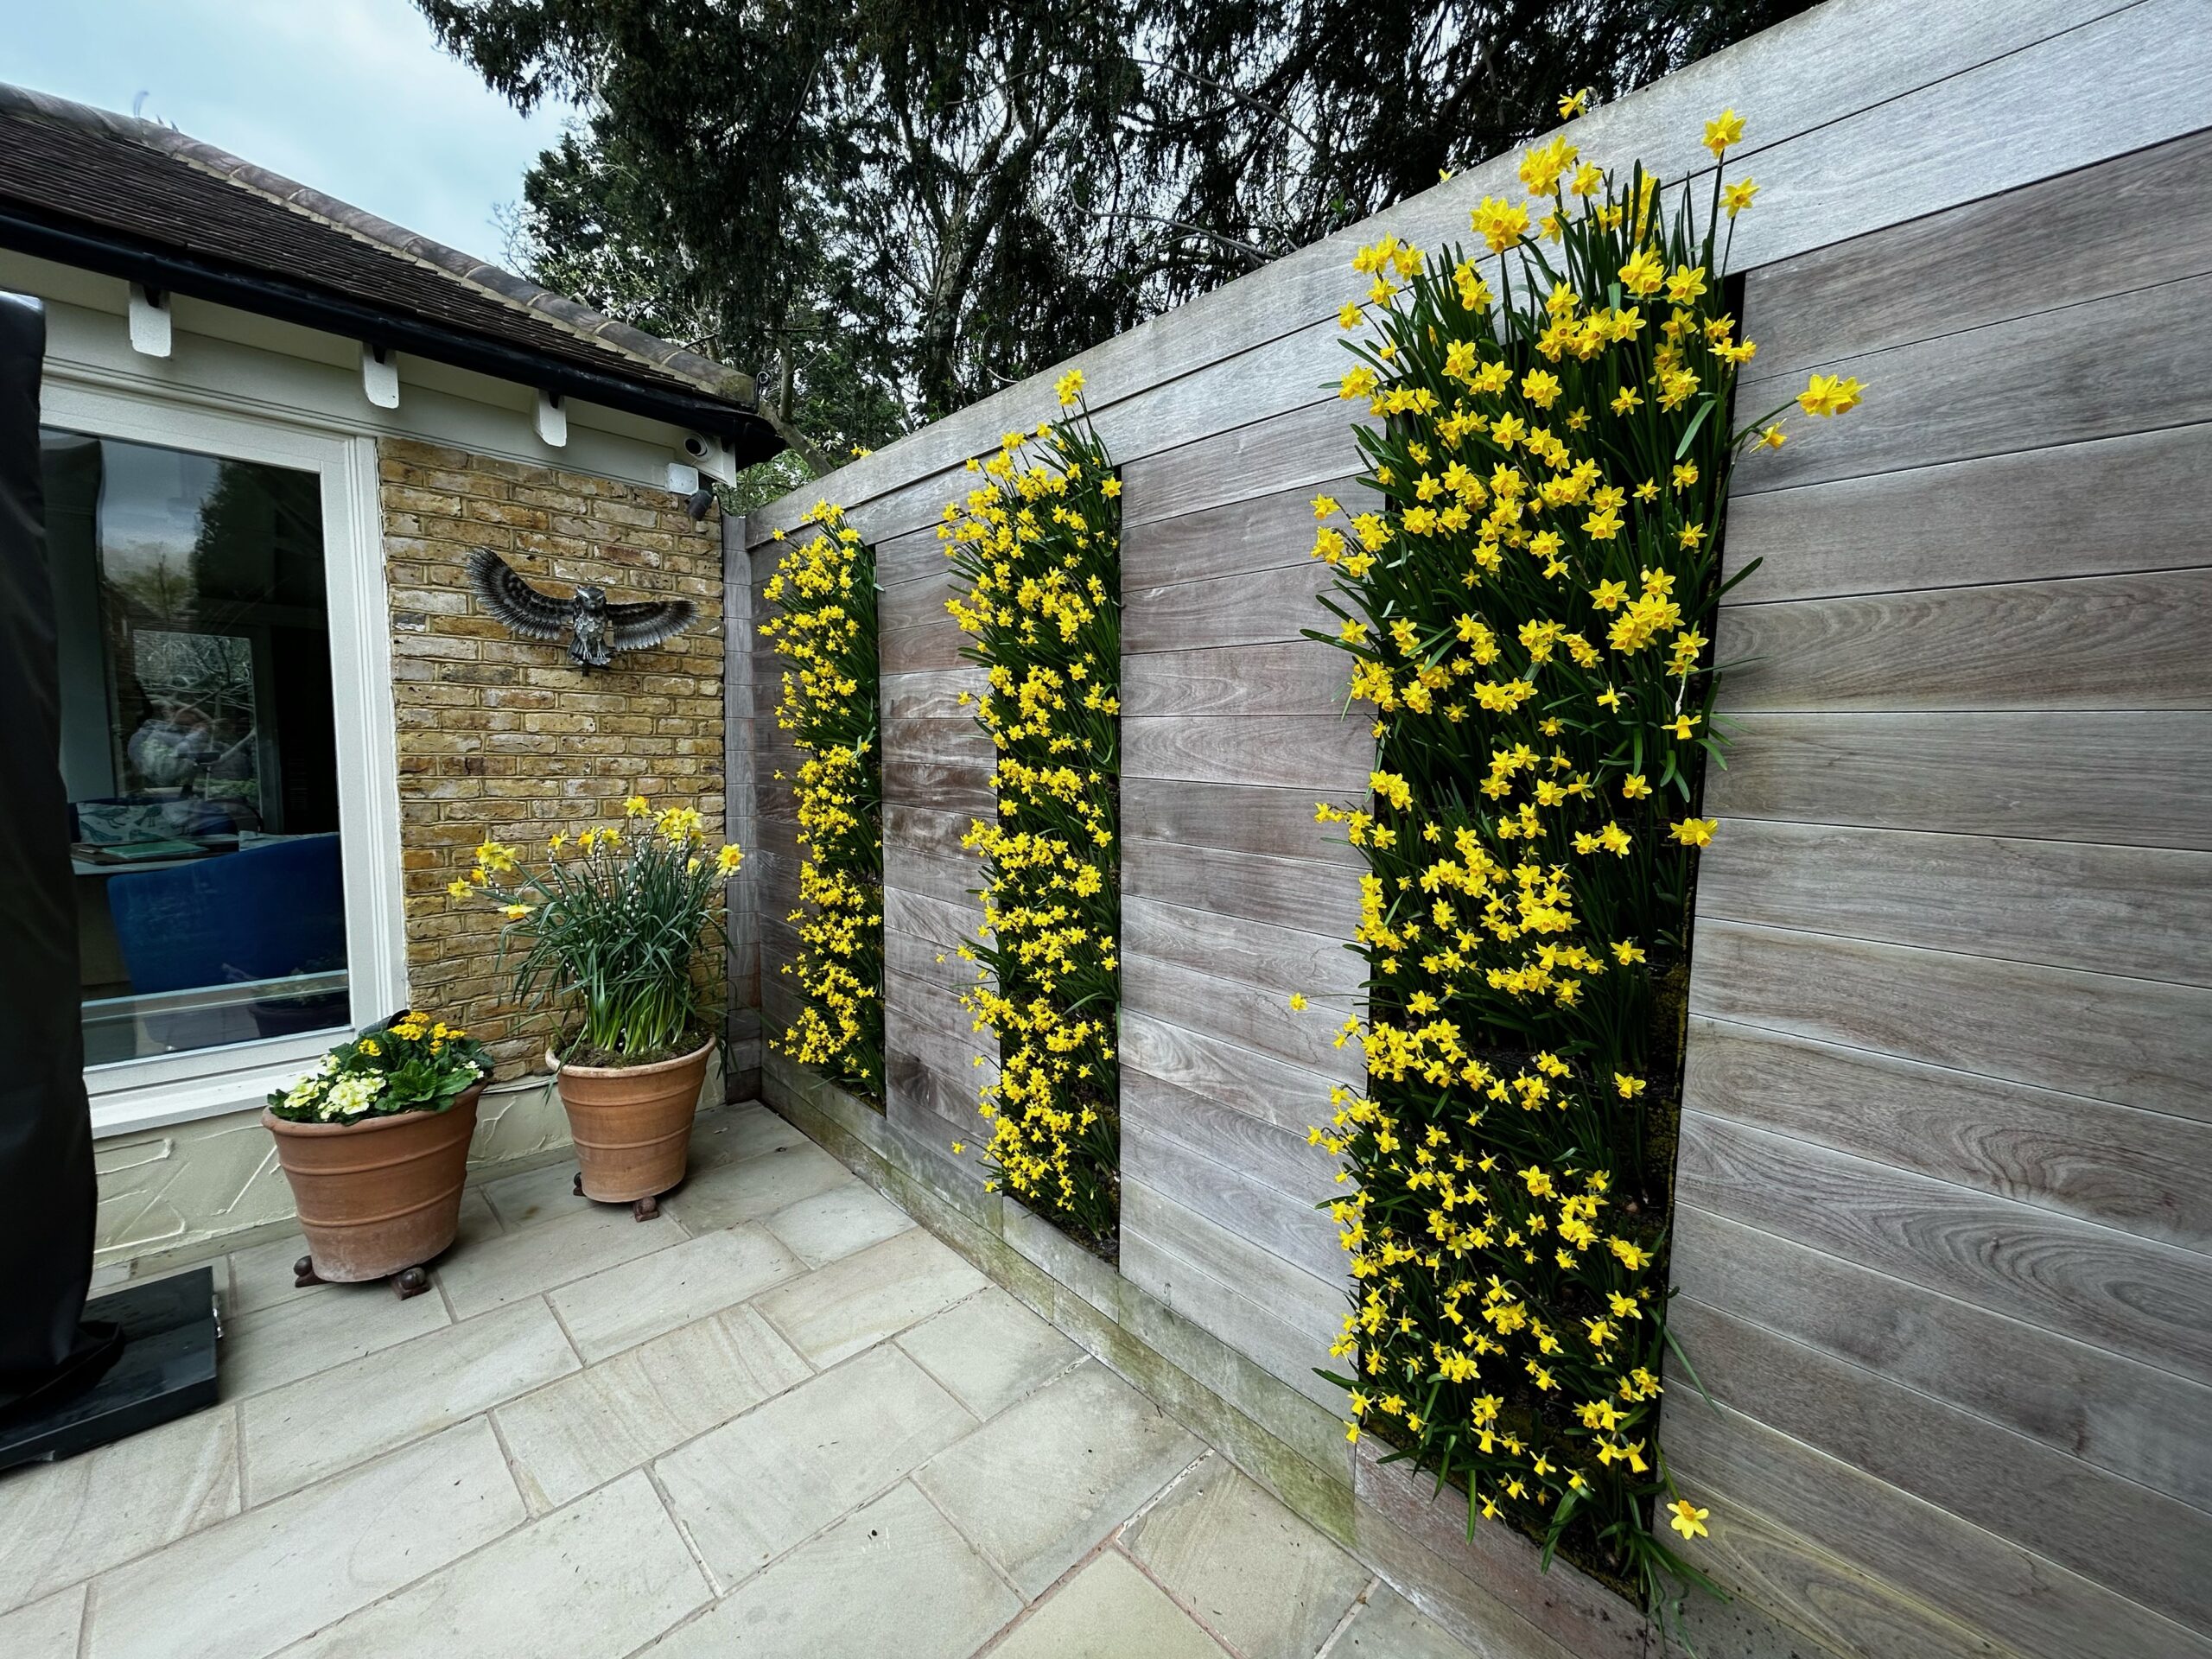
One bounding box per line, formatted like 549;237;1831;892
738;3;2212;1655
1663;121;2212;1659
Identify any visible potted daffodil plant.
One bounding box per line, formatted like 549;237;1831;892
462;796;741;1217
263;1012;490;1297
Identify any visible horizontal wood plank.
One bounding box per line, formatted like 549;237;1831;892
1122;1069;1344;1202
1746;125;2212;375
1124;895;1360;996
1663;1396;2212;1659
1689;918;2212;1121
1125;556;1344;656
1124;473;1363;588
1675;1110;2212;1387
1734;267;2212;494
1121;1008;1340;1138
1122;1117;1344;1283
1123;714;1370;791
1686;1016;2212;1256
1125;840;1362;937
1668;1294;2212;1631
1696;819;2212;986
1717;567;2212;713
1671;1205;2212;1516
1722;421;2212;604
1704;709;2212;849
1122;641;1354;719
1122;779;1361;868
1123;952;1362;1083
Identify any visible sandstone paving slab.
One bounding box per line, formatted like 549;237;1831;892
653;1342;976;1587
753;1224;988;1367
242;1298;576;1500
915;1358;1205;1598
0;1402;238;1611
762;1178;916;1268
496;1303;811;1512
479;1159;592;1231
690;1102;810;1169
639;1481;1020;1659
661;1138;855;1233
1334;1585;1488;1659
221;1274;449;1399
895;1284;1081;1420
988;1550;1230;1659
83;1418;523;1659
435;1201;680;1319
1124;1452;1372;1659
549;1222;803;1362
270;1471;707;1659
0;1586;86;1659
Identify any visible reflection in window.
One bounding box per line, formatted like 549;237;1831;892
42;429;349;1065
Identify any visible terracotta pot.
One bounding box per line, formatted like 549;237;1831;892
263;1085;482;1284
553;1038;714;1205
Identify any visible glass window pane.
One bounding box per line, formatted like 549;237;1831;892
42;428;350;1065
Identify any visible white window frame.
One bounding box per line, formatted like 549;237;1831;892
40;381;407;1137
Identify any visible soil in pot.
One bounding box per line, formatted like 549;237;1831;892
264;1085;481;1287
554;1037;715;1208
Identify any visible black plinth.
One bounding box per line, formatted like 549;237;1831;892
0;1266;220;1473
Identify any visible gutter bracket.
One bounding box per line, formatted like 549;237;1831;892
360;342;399;410
534;388;568;448
127;283;169;358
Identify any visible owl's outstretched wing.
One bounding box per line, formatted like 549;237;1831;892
606;597;696;653
467;548;570;641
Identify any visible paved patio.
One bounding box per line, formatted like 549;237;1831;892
0;1102;1476;1659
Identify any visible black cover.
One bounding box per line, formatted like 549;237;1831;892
0;294;106;1409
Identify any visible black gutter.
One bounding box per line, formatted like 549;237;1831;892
0;202;784;464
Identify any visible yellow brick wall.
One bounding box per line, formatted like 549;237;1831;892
378;437;726;1077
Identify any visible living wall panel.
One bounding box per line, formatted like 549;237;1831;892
742;8;2212;1654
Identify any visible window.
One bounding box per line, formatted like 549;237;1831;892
45;429;352;1065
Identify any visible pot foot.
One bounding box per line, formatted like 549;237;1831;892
294;1255;324;1288
632;1194;660;1222
391;1266;432;1300
573;1173;584;1196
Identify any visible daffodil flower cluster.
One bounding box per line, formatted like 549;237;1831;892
759;502;886;1098
939;369;1122;1247
1306;109;1859;1607
463;795;740;1064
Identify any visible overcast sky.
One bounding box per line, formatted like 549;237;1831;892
0;0;577;265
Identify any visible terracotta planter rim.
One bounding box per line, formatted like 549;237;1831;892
261;1084;484;1137
548;1035;715;1081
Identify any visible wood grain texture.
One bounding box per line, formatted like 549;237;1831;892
1123;896;1361;997
884;887;982;955
1696;819;2212;986
1664;1395;2212;1659
1746;124;2212;376
1120;1009;1340;1137
1122;641;1354;718
1125;555;1345;655
883;801;977;865
1716;566;2212;713
1123;952;1362;1083
1124;841;1362;936
1120;1228;1340;1412
1670;1205;2212;1516
880;747;994;815
1686;1015;2212;1256
1120;405;1361;530
880;667;986;721
1122;780;1361;868
1122;1121;1345;1284
883;840;976;911
1704;709;2212;849
1123;714;1371;791
1123;473;1363;588
1722;422;2212;605
1675;1110;2212;1387
1125;1176;1346;1322
1122;1069;1344;1201
1669;1294;2212;1632
1689;919;2212;1121
1734;268;2212;495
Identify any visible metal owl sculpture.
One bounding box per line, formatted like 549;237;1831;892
467;548;696;672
